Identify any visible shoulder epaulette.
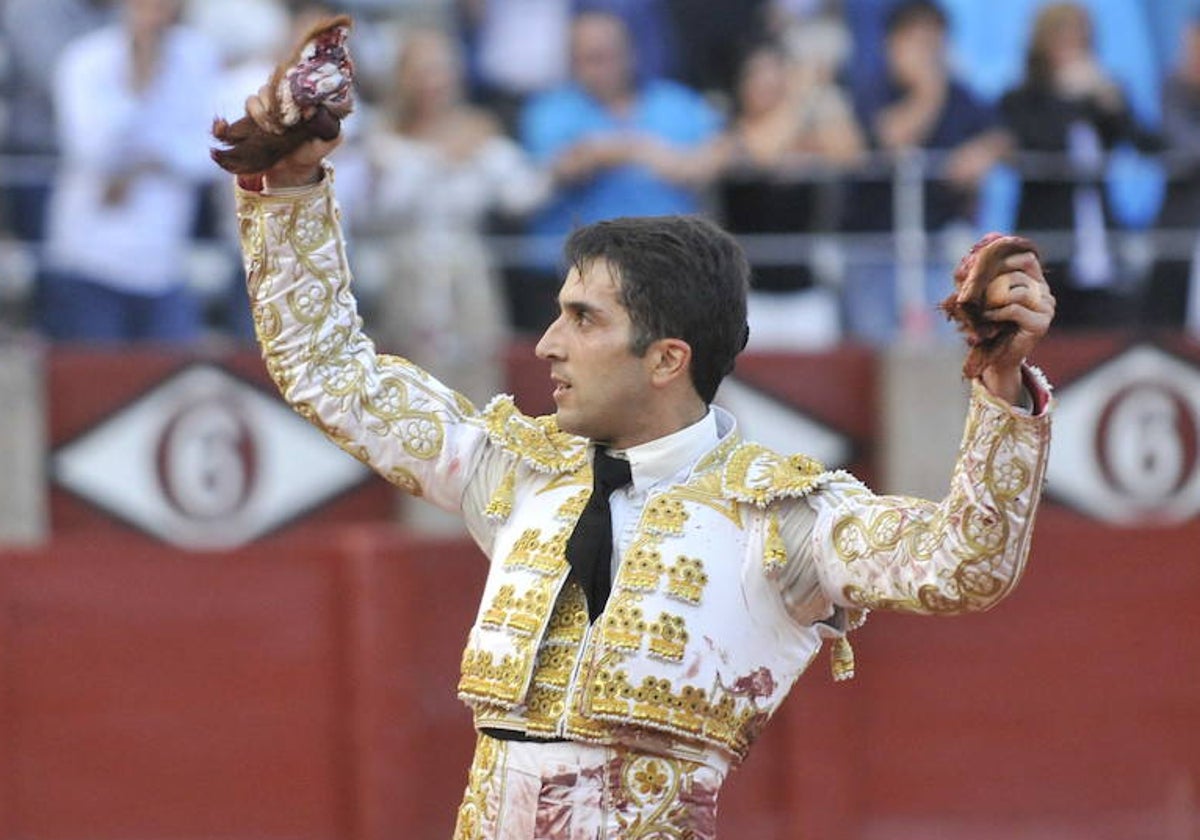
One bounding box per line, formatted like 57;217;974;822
721;442;848;507
481;395;589;474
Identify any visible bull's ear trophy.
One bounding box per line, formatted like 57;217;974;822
939;232;1042;379
210;14;356;175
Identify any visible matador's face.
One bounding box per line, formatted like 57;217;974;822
534;259;658;449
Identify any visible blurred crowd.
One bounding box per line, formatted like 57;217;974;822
2;0;1200;380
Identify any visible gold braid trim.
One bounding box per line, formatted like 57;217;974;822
722;443;838;507
480;395;589;474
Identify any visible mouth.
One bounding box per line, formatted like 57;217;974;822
550;374;571;401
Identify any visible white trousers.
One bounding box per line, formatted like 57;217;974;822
452;733;725;839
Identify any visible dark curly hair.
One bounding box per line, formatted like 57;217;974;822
564;215;751;404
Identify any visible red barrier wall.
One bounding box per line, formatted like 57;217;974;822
3;518;1197;839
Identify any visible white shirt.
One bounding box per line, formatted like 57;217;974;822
44;24;220;294
607;409;721;578
606;408;837;626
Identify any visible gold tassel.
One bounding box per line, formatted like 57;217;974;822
484;467;517;522
763;513;787;572
831;636;856;682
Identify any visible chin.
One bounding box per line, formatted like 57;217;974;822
553;410;598;442
552;407;577;432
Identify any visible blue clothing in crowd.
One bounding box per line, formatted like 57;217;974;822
521;78;720;238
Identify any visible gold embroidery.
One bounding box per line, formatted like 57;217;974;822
286;276;334;325
693;430;739;473
602;592;647;652
523;681;567;727
537;470;592;495
482;396;588;473
484;466;517;521
665;556;707;605
647;613;688;663
452;733;501;840
502;527;571;576
553;488;591;522
724;443;826;507
388;465;422;496
529;645;578;689
397;414;445;460
617;756;691;839
666;472;744;527
286;199;334;253
468;581;601;740
479;579;556;636
832;385;1047;616
543;581;589;644
641;495;689;536
457;645;535;705
360;374;409;420
762;513;787;572
830;637;855;681
621;540;665;592
255;302;282;342
586;666;761;757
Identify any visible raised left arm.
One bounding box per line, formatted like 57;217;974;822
810;370;1051;616
807;241;1056;616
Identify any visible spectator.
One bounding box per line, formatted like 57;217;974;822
1000;1;1160;330
362;26;549;407
184;0;290;340
520;10;721;247
1150;15;1200;331
0;0;111;243
458;0;572;127
716;38;865;348
575;0;679;82
844;0;1010;343
38;0;220;344
515;11;721;330
667;0;773;95
842;0;904;111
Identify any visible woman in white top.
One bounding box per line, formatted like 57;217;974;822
362;27;549;407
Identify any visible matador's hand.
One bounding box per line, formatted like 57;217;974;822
243;85;342;188
211;15;354;181
941;233;1056;404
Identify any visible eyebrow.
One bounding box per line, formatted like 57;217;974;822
559;298;603;320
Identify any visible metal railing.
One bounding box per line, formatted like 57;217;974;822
3;149;1199;339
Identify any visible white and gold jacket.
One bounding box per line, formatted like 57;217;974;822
236;171;1053;768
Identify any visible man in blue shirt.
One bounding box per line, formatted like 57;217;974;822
520;11;721;240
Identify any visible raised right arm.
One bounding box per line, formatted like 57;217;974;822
236;168;493;514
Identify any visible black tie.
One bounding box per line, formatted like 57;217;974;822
566;447;632;622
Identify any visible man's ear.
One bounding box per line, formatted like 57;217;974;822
648;337;693;387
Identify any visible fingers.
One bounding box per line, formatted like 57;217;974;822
983;248;1056;347
984;296;1055;326
999;250;1046;287
245;85;283;135
984;285;1056;336
983;250;1051;309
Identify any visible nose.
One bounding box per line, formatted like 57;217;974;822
535;314;563;361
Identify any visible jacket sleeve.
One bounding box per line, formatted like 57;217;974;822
235;168;503;520
805;374;1052;616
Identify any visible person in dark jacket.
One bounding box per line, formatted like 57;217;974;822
1000;1;1159;329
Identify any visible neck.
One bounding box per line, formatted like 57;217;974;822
610;397;707;450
